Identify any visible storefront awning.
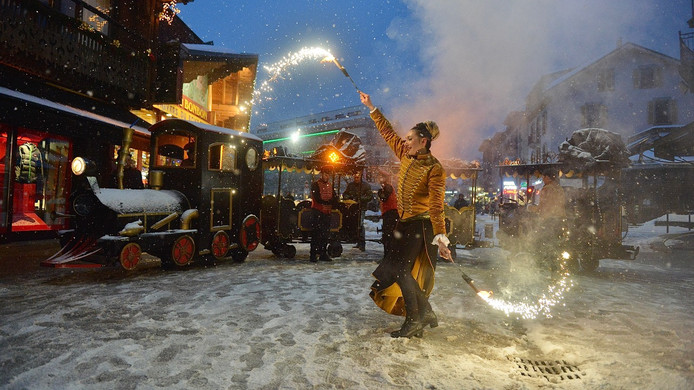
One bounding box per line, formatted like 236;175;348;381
0;86;150;136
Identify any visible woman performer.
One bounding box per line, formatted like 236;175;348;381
359;91;452;338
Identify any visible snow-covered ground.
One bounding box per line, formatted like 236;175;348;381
0;214;692;389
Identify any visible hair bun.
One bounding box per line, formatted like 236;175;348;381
425;121;439;140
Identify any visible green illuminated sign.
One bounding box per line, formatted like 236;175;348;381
262;129;340;144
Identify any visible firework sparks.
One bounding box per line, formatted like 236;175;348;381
250;46;359;111
478;251;574;319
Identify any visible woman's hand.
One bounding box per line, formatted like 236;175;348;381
359;91;375;111
437;238;453;262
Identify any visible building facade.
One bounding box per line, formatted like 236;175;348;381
480;42;694;193
0;0;257;242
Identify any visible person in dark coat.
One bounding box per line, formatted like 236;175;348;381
310;166;338;262
377;173;398;262
342;170;373;251
452;193;469;210
122;155;144;189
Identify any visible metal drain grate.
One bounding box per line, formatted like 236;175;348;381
510;357;585;381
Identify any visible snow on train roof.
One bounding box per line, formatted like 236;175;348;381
95;189;186;214
153;119;262;142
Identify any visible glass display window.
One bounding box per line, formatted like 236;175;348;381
0;126;8;234
11;128;72;232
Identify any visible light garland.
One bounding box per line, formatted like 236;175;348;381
159;1;181;25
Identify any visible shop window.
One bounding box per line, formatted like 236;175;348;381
0;127;8;234
11;129;72;232
154;130;197;168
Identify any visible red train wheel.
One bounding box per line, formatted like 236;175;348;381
240;215;261;252
171;235;196;266
120;243;141;271
211;231;230;259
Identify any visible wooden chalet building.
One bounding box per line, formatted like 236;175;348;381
0;0;258;242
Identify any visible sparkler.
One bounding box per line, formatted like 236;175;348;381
457;264;493;299
476;251;575;320
320;55;360;91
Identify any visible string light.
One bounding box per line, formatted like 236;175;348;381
159;1;181;25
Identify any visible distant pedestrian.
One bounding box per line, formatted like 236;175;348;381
452;193;469;210
310;166;337;262
122;155;144;189
377;173;398;262
342;170;373;251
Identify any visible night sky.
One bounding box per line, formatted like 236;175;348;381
179;0;691;160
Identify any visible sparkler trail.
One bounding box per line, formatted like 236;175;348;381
469;251;575;320
249;46;359;111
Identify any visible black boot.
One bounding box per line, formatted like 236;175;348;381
419;298;438;328
421;307;438;328
390;317;424;338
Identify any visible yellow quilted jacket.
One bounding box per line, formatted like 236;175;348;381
370;109;447;236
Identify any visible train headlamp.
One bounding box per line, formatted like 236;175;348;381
71;157;96;176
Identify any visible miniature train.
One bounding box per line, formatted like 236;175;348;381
496;128;639;272
42;119;263;270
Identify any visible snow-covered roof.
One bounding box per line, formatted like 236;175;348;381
152;119;262;142
181;43;258;60
544;42;680;93
0;86;150;136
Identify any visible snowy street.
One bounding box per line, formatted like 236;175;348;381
1;216;693;389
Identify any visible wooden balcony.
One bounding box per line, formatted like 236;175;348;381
0;0;152;106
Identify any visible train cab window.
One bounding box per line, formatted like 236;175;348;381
155;131;196;168
208;143;236;172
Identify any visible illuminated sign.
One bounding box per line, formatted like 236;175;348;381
153;101;212;125
181;95;210;121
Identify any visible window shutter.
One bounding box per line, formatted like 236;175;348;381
580;104;585;127
654;67;663;87
600;105;608;127
633;69;640;88
647;101;654;125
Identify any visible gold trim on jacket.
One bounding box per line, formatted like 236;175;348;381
370;109;447;236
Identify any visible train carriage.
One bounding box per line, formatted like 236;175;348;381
496;128;639;272
260;130;366;259
43;119;263;269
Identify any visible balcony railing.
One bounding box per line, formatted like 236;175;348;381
681;31;694;51
0;0;152;106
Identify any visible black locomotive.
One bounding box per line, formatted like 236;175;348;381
43;119;263;270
